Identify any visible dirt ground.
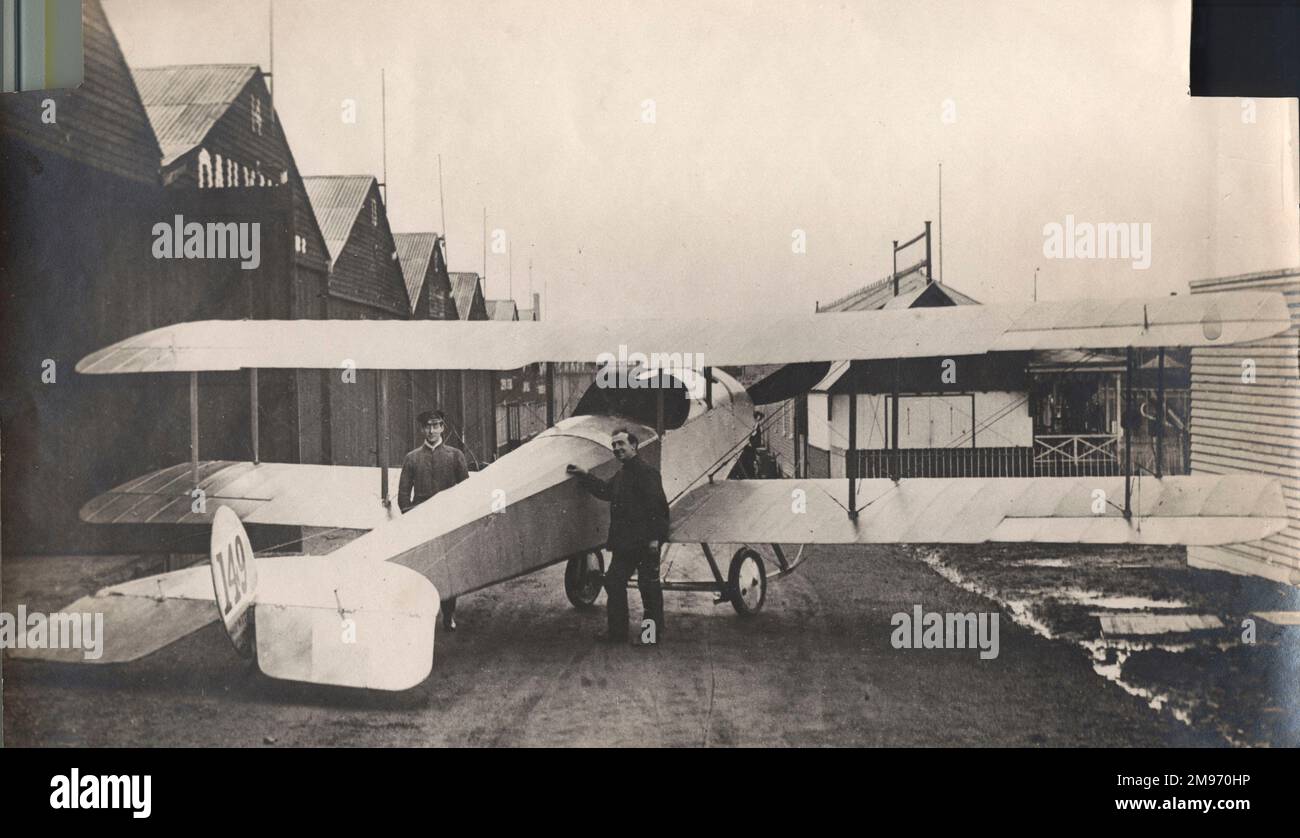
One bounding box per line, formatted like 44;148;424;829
9;540;1286;747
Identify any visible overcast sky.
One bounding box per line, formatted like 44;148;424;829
103;0;1298;320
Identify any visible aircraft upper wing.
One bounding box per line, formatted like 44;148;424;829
667;475;1289;546
80;461;403;529
76;291;1290;373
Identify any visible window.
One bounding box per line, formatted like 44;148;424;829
370;198;378;226
198;149;212;188
251;95;263;135
522;381;531;393
500;378;513;391
213;153;224;187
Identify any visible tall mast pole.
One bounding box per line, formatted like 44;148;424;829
438;154;448;262
268;1;274;126
380;68;388;206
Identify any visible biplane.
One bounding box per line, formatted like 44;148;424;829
12;291;1293;691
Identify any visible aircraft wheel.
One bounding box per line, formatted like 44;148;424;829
728;548;766;617
564;551;605;610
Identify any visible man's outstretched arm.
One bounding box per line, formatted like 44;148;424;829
566;464;613;501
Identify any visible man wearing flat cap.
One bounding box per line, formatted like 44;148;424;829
398;409;470;631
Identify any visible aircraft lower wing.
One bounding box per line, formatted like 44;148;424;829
668;475;1288;546
79;461;403;530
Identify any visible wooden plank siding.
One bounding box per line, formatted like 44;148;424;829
306;176;409;317
445;273;497;466
0;0;162;185
0;0;175;553
395;233;458;460
133;62;334;473
302;177;420;468
1188;268;1300;585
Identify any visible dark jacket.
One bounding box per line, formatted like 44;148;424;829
577;455;670;551
398;442;469;512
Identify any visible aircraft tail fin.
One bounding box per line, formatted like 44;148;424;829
210;506;439;691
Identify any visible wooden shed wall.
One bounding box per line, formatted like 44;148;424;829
1188;269;1300;585
161;79;330;279
327;182;408;317
0;0;161;184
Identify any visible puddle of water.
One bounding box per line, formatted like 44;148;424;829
1009;558;1074;568
917;550;1057;638
921;549;1206;732
1080;639;1190;722
1050;589;1187;610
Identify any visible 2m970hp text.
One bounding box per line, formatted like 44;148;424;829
1117;775;1251;788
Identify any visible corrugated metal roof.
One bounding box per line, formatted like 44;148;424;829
487;300;518;321
450;272;484;321
303;175;375;263
820;269;981;312
394;233;439;313
131;64;259;165
879;284;931;310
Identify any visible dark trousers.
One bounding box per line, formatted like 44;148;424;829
603;545;664;641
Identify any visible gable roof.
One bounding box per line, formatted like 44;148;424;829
487;300;519;321
394;233;440;313
818;268;980;312
302;175;376;263
450;272;485;321
131;64;260;165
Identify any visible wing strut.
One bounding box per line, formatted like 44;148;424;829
545;362;556;426
189;371;200;486
250;368;260;464
1123;346;1134;520
1155;347;1165;478
376;369;390;507
890;359;901;482
847;389;858;519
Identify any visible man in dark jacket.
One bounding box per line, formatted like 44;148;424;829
399;409;470;631
567;427;669;645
